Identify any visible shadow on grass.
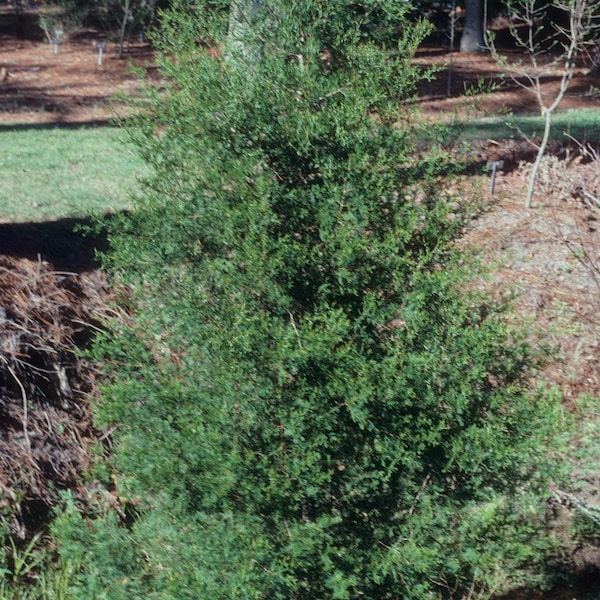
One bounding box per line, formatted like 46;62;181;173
0;120;114;132
0;215;110;272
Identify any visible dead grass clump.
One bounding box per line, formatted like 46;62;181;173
522;143;600;211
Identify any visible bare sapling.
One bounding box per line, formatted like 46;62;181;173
446;0;461;96
117;0;132;59
488;0;600;208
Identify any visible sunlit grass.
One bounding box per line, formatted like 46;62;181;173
459;108;600;144
0;125;149;223
1;110;595;226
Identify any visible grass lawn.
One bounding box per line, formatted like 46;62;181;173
0;125;150;223
458;108;600;144
0;110;596;225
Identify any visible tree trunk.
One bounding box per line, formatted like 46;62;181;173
460;0;486;53
588;43;600;75
117;0;131;59
226;0;264;63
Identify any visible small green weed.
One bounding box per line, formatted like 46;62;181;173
0;529;81;600
4;531;45;584
462;76;503;113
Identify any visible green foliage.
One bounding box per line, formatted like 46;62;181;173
554;395;600;548
52;1;568;598
1;531;46;586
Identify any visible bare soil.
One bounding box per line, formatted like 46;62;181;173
413;46;600;117
1;31;600;596
0;34;154;124
411;47;600;399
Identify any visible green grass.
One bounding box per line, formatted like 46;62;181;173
458;108;600;144
0;125;150;223
0;110;595;225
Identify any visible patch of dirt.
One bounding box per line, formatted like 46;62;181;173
464;157;600;401
0;32;155;125
413;46;600;118
410;48;600;407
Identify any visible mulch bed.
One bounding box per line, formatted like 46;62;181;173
0;224;112;536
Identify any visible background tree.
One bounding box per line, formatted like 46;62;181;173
489;0;600;207
51;1;567;598
34;0;163;51
460;0;487;51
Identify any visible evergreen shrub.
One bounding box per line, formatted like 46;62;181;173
54;1;567;598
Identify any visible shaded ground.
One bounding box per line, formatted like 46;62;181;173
1;27;600;597
413;46;600;118
0;29;154;125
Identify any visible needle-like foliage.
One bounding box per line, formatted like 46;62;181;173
53;2;568;598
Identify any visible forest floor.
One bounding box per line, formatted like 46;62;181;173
0;29;600;598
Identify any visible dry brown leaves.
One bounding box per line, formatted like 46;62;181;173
464;148;600;403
